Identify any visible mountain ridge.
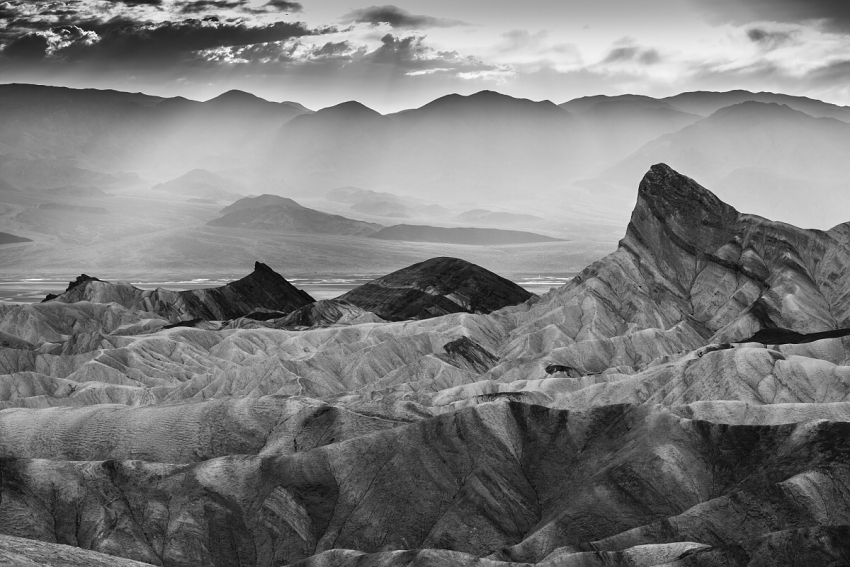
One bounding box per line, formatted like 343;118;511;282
43;261;314;322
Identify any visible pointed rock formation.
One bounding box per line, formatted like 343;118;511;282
44;261;314;323
338;256;534;320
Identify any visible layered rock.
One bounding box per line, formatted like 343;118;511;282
339;256;534;320
3;402;850;566
2;165;850;566
44;261;314;323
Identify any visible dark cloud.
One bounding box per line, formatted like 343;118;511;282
0;16;318;64
689;0;850;32
179;0;247;14
747;27;797;47
2;32;49;58
89;19;314;57
264;0;302;12
357;33;509;79
341;5;469;29
0;2;17;19
113;0;164;5
602;45;660;65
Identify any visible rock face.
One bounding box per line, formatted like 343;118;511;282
3;165;850;566
45;261;314;322
338;256;535;320
208;194;382;236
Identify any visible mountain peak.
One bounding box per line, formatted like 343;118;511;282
207;90;266;104
709;100;803;120
317;100;382;117
253;261;273;273
625;164;740;267
339;256;532;320
639;163;735;214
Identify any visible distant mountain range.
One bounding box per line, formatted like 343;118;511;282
207;194;562;244
208;194;382;236
592;101;850;228
151;169;245;202
369;224;561;245
2;83;850;228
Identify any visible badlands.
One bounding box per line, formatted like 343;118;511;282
1;164;850;565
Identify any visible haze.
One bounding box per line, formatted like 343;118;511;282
1;1;850;277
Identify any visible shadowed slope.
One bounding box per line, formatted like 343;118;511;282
45;261;314;323
339;257;534;320
3;402;850;566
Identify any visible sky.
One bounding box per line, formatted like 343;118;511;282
2;0;850;112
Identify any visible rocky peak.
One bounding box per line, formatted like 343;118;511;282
339;257;533;321
43;262;314;322
626;163;739;258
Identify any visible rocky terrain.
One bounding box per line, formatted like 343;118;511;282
338;257;534;320
43;261;315;323
1;164;850;566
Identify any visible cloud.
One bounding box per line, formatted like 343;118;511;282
0;16;319;63
113;0;164;5
2;32;49;58
341;5;469;29
498;29;549;52
358;33;513;81
746;27;798;48
179;1;247;14
688;0;850;33
601;45;660;65
264;0;302;12
0;1;18;19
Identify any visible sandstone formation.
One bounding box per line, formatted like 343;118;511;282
338;256;535;320
2;165;850;566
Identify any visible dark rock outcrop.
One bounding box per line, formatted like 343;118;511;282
44;261;314;322
338;256;534;320
0;232;32;244
743;327;850;345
